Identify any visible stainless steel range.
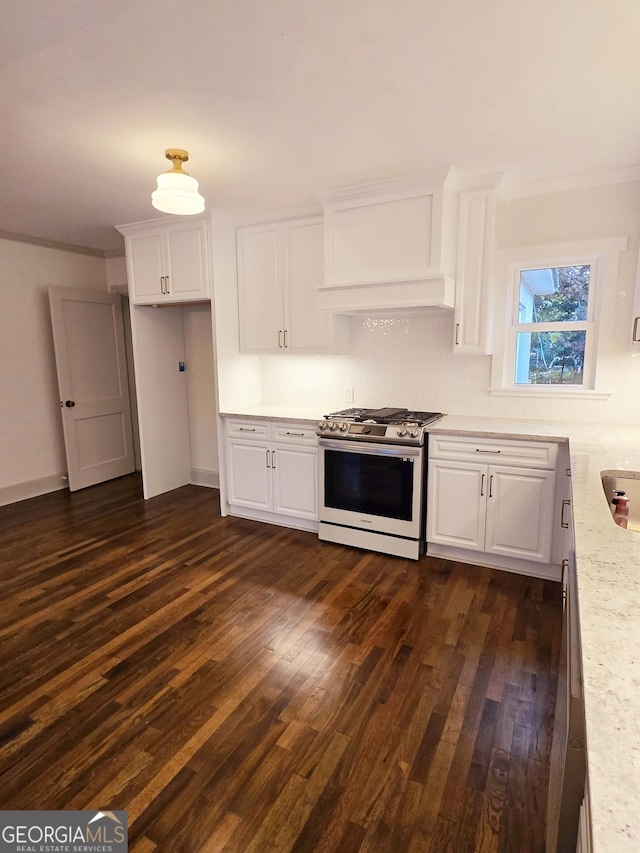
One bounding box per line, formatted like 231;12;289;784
316;407;444;560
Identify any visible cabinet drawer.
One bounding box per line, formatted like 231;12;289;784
429;434;558;469
226;419;270;440
272;423;318;445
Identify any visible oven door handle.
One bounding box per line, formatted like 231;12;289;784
318;438;421;458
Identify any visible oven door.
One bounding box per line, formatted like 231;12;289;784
318;438;424;538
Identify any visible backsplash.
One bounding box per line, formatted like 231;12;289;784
260;309;640;424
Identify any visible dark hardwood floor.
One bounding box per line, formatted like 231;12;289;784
0;474;561;852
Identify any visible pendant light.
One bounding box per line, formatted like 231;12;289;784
151;149;205;215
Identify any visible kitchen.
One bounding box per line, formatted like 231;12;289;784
2;2;640;851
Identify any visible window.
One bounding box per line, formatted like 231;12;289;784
513;264;591;387
491;238;626;398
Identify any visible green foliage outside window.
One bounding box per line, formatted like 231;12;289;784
521;265;590;385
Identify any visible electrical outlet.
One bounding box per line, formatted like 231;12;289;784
344;387;354;403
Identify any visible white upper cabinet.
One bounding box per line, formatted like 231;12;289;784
237;224;283;353
237;216;348;354
117;217;210;305
316;170;458;313
453;178;501;355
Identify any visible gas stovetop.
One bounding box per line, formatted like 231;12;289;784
316;407;444;445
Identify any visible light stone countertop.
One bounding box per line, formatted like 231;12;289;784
221;410;640;850
220;406;326;425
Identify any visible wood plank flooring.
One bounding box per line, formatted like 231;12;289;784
0;474;562;852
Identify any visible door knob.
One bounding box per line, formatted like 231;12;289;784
64;400;75;407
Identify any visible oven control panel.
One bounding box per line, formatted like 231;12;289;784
317;420;425;444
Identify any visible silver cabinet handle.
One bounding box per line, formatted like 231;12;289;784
238;427;256;432
271;450;276;468
266;449;271;468
278;330;283;348
489;474;494;498
480;473;485;496
561;499;571;528
634;316;640;342
475;448;501;454
455;323;460;345
286;431;305;436
165;275;170;293
160;275;165;294
284;329;288;348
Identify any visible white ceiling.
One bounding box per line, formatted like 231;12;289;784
2;0;640;254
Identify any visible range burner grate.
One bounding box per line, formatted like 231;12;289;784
325;407;443;426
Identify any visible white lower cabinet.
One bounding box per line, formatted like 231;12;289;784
428;460;555;562
228;440;272;511
225;419;318;530
427;434;559;576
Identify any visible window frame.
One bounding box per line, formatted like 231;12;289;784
490;238;627;399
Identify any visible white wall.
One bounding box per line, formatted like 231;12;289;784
106;254;127;290
0;239;109;502
184;304;219;485
210;211;262;414
258;180;640;425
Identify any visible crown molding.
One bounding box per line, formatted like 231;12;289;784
0;228;113;258
315;167;454;205
235;204;323;226
501;164;640;199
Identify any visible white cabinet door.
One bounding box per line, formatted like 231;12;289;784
283;218;332;354
227;440;271;511
164;220;210;302
237;217;347;355
237;224;283;353
272;444;318;520
453;182;499;355
126;230;165;302
427;458;556;564
485;466;556;562
426;460;486;551
125;220;209;305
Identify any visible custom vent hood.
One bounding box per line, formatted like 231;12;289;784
315;168;458;313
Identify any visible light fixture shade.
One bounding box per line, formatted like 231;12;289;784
151;149;205;215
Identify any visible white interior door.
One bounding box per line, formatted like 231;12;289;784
49;287;135;491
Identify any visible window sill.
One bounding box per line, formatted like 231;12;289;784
488;387;612;400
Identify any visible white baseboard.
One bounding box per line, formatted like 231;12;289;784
426;542;561;581
191;468;220;489
229;505;318;533
0;473;67;507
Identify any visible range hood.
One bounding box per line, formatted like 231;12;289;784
315;169;458;313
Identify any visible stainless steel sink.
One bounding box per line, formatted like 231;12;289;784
601;471;640;532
